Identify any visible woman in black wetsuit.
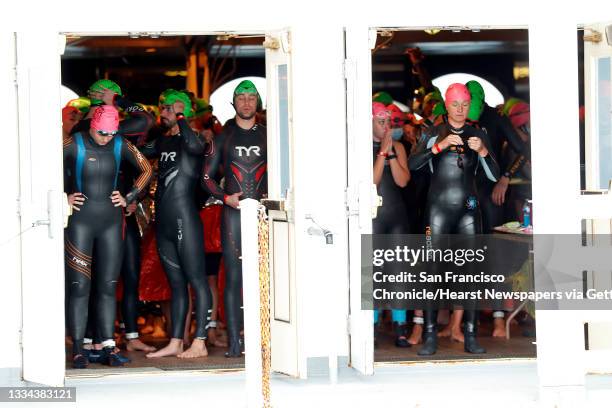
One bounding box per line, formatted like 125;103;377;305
64;105;153;368
409;83;499;355
371;102;412;347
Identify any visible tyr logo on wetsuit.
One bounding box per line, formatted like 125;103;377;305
235;145;261;157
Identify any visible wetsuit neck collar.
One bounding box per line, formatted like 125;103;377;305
448;123;466;135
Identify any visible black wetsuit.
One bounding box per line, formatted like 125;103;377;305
409;122;499;354
71;100;155;343
472;105;528;231
202;120;267;356
63;132;152;356
140;116;212;340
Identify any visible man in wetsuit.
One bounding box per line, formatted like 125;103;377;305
202;80;267;357
72;80;157;355
64;105;153;368
142;89;213;359
409;83;499;356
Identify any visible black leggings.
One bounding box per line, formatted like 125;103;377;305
221;205;243;343
156;200;211;339
121;215;141;337
65;200;124;355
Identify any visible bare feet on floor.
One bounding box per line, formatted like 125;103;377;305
408;324;422;345
438;324;464;342
127;338;156;352
178;339;208;358
146;339;183;358
492;317;506;337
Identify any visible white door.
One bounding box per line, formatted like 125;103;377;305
16;32;67;386
264;30;299;377
344;26;378;375
580;20;612;374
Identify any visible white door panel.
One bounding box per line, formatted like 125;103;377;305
16;32;66;386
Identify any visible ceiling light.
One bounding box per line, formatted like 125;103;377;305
424;29;441;35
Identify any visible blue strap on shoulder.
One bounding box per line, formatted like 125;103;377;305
74;133;86;192
113;136;123;190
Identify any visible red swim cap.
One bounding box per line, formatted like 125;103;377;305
91;105;120;132
372;102;390;119
387;104;405;126
444;83;471;109
508;102;530;128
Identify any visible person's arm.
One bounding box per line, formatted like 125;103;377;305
63;136;85;211
388;141;410;187
408;128;441;171
176;113;206;155
202;132;226;201
121;139;154;204
373;129;393;185
498;113;530;179
116;96;154;146
468;130;500;182
405;48;434;92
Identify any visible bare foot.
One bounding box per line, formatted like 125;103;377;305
438;324;451;338
178;339;208;358
127;338;156;352
146;339;183;358
408;324;423;345
492;317;506;337
450;327;464;343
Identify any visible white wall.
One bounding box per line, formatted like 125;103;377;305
0;33;23;372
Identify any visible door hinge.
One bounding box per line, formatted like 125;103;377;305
343;58;355;80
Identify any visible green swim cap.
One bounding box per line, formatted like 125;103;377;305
432;101;447;116
466;81;485;121
159;89;194;118
67;96;91;113
372;91;394;106
233;80;262;110
502;97;523;116
88;79;122;105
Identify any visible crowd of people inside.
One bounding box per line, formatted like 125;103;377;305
371;48;533;355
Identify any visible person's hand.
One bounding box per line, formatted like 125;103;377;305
439;134;463;150
224;192;243;209
492;176;510;206
88;87;117;106
405;47;425;65
467;137;488;156
380;128;393;154
110;191;127;207
125;202;138;216
68;192;86;212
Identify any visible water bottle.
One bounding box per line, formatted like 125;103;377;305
522;199;532;227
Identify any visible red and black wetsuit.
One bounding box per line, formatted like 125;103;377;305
140;116;213;340
63;132;152;358
202;120;267;356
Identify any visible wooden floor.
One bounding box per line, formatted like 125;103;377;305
65;335;244;375
66;321;535;375
374;320;536;363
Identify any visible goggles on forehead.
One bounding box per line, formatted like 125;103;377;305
97;130;118;137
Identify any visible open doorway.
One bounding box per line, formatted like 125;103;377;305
60;33;266;374
369;27;536;364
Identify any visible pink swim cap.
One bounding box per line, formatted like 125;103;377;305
372;102;390;119
91;105;119;132
508;102;530;128
444;83;471;109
